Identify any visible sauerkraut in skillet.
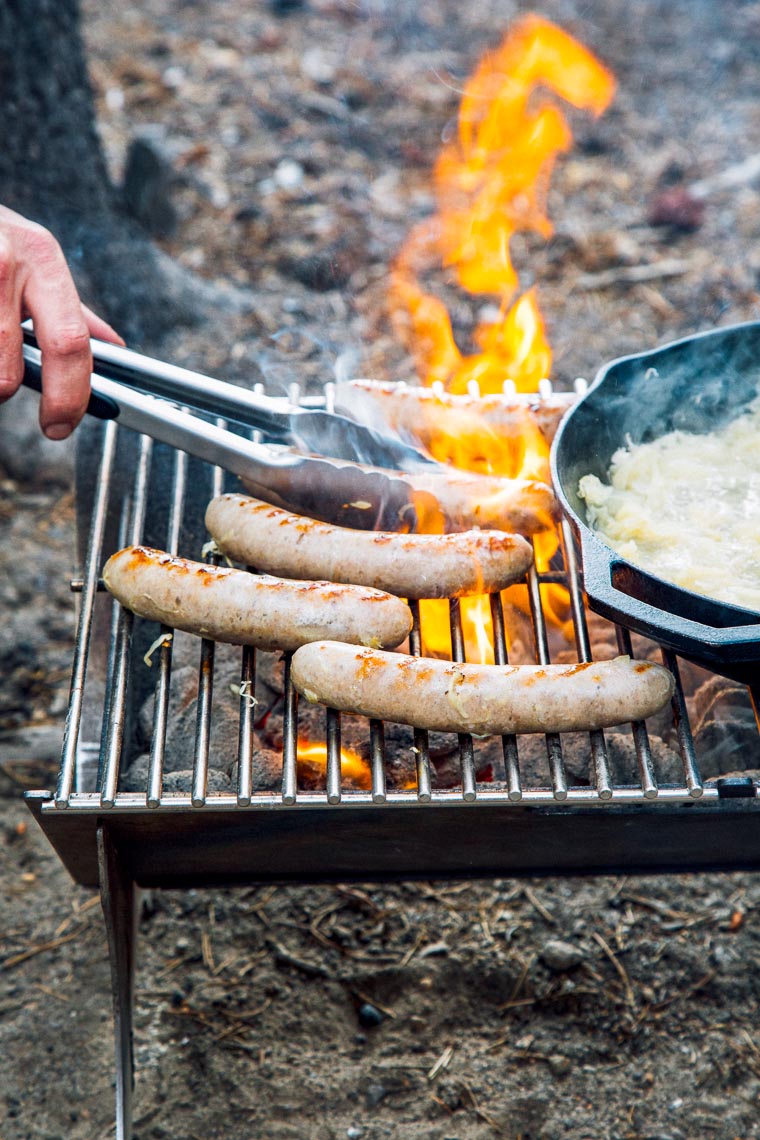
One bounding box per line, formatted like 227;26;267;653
578;396;760;613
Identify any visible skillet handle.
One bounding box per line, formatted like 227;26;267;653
579;530;760;654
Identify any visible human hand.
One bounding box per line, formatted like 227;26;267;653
0;205;124;439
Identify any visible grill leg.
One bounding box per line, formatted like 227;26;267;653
98;826;139;1140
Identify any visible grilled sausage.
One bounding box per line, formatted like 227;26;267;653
291;642;675;734
335;379;576;476
205;493;534;599
102;546;413;651
396;466;556;534
240;458;556;536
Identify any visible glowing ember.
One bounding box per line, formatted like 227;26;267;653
389;14;615;395
297;740;371;790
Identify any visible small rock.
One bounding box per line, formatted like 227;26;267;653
357;1002;384;1028
365;1084;387;1108
648;186;704;231
539;939;585;972
547;1054;572;1076
274;159;304;191
346;1129;363;1140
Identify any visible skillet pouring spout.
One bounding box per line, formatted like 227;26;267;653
551;320;760;684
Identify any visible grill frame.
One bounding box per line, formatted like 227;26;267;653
25;391;760;884
22;391;760;1140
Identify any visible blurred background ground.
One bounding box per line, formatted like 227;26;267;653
3;1;760;1137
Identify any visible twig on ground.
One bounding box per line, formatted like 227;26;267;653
522;886;557;925
591;931;636;1009
265;937;331;979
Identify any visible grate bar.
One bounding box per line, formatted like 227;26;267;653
489;592;521;800
56;421;119;806
190;434;227;808
662;648;703;798
237;646;256;805
408;601;432;802
369;720;386;803
100;433;153;807
527;555;568;801
148;445;188;807
191;639;214;806
281;654;298;804
617;626;658;798
326;707;342;804
448;598;477;801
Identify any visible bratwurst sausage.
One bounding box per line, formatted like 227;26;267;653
205;493;534;600
241;459;556;536
102;546;413;651
335;379;576;478
291;642;675;734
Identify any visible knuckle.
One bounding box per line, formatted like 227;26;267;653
45;325;92;359
0;237;16;285
22;222;62;263
0;371;22;400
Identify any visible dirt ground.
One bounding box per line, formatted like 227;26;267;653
4;1;760;1137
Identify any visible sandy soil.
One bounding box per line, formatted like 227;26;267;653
3;1;760;1138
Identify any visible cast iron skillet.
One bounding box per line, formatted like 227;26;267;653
551;321;760;685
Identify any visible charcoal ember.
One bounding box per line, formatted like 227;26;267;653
694;714;760;777
229;746;285;793
163;636;282;711
256;651;287;699
259;703;492;791
368;721;493;789
120;754;233;794
261;696;324;753
692;674;755;727
690;674;760;776
505;730;682;788
137;663;248;774
508;735;552;789
601;732;682;785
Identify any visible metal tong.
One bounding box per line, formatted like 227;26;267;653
21;329;439;531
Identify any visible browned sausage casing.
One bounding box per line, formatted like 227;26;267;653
102;546;412;651
291;642;675;735
205;493;534;599
335;379;575;476
240;459;556;536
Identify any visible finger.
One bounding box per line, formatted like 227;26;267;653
20;229;93;439
82;303;125;347
0;231;24;404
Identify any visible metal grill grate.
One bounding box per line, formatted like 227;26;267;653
25;385;760;896
36;391;738;814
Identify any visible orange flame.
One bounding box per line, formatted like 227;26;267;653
297;741;371;790
397;16;614;659
389;14;615;395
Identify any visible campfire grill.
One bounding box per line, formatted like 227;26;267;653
24;384;760;1140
